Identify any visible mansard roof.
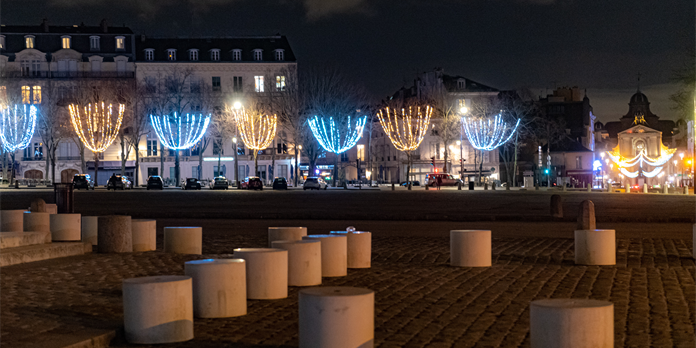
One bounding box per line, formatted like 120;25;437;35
135;36;296;62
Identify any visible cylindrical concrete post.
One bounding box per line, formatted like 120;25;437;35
132;219;157;252
643;183;648;193
299;287;374;348
164;227;202;255
330;231;371;268
50;214;82;241
82;216;99;245
233;248;288;299
392;183;395;191
577;200;596;231
663;185;669;194
550;194;563;219
30;198;46;213
587;184;592;192
45;204;58;214
268;227;307;247
302;235;348;277
24;212;50;232
450;230;492;267
98;216;133;253
484;183;488;190
530;299;613;348
184;259;247;318
574;229;616;265
271;240;322;286
491;182;496;190
1;210;24;232
684;186;689;195
122;275;194;344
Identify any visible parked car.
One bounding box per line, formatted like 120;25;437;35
184;178;202;190
241;176;264;190
303;177;328;190
272;177;288;190
424;173;462;187
400;181;421;187
146;175;164;190
210;176;230;190
122;175;133;189
106;174;126;190
72;174;94;190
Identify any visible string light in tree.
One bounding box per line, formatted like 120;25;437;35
308;115;367;154
377;106;432;151
69;102;125;152
462;113;520;151
150;112;212;150
1;104;37;152
233;107;277;151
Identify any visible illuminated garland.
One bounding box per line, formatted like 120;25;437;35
1;104;37;152
308;115;367;154
150;113;211;150
234;107;277;151
69;102;125;153
606;144;675;178
642;166;663;178
462;114;520;151
377;106;432;152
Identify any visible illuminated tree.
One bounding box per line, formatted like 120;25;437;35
377;105;432;187
150;112;211;184
233;104;277;176
308;115;367;154
1;104;37;185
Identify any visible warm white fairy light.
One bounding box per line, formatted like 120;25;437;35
462;113;520;151
606;144;675;178
377;106;432;152
308;115;366;154
69;102;125;153
1;104;37;152
150;112;211;150
233;107;277;151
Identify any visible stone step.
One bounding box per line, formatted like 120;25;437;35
0;231;52;249
0;242;92;267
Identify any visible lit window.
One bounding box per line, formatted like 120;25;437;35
253;49;262;61
254;76;264;92
357;145;365;161
32;86;41;104
22;86;31;104
90;36;100;50
232;49;241;61
144;49;154;61
116;36;125;50
0;36;5;50
274;50;284;61
167;49;176;61
61;36;71;49
189;49;198;61
276;76;286;91
210;49;220;61
25;36;35;49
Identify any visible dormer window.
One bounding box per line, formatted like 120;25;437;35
144;49;154;61
115;36;125;50
253;49;263;61
0;36;5;50
167;49;176;61
25;36;35;49
232;49;242;61
274;49;285;61
210;49;220;61
61;36;71;49
189;49;199;61
90;36;100;51
457;79;466;90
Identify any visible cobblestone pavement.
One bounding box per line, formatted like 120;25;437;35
2;234;694;347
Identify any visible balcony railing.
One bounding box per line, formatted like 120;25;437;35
57;156;81;161
3;71;135;79
22;156;44;161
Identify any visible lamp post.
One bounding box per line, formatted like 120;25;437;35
296;144;302;187
673;159;678;187
232;101;242;188
600;152;605;189
679;153;685;187
459;106;468;183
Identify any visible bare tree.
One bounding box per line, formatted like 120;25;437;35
428;87;462;173
669;53;695;120
37;82;71;184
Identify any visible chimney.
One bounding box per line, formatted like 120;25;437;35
140;34;146;42
100;19;108;33
41;18;49;33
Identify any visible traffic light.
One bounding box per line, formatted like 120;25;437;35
544;169;549;174
431;157;435;167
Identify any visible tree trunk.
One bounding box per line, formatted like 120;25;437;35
271;143;276;185
51;146;57;184
79;145;86;174
474;149;478;184
9;152;16;185
94;153;100;187
134;143;140;186
294;147;299;187
120;134;127;176
160;143;164;181
198;150;203;180
44;151;50;184
478;150;483;184
2;151;9;184
442;146;448;173
175;150;180;187
217;146;222;177
513;131;519;187
253;151;258;177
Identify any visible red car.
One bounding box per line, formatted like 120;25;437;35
241;176;263;190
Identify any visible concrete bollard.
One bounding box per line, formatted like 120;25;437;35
50;214;82;241
663;185;669;194
562;184;567;192
577;200;596;231
233;248;288;299
450;230;492;267
491;182;496;190
132;219;157;252
458;182;462;190
30;198;46;212
271;240;322;286
550;194;563;219
574;229;616;265
302;234;348;277
268;227;307;247
98;216;132;253
1;210;24;232
391;183;395;191
587;184;592;192
23;212;50;232
82;216;99;245
184;259;247;318
484;183;488;190
45;204;58;214
642;183;647;193
330;231;372;268
530;299;613;348
684;186;689;195
299;287;374;348
122;275;194;344
164;227;202;255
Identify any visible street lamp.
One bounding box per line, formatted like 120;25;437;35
674;159;679;187
680;153;685;187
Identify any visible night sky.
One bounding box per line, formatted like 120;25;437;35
2;0;694;122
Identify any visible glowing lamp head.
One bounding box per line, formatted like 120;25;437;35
688;160;692;165
679;152;685;160
298;145;302;150
456;140;461;146
233;102;242;110
460;106;469;114
593;160;602;171
674;160;678;166
232;137;237;144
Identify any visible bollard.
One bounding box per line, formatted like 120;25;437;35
98;216;133;253
50;214;82;241
550;194;563;219
450;230;491;267
24;212;50;232
506;183;510;190
425;184;429;191
407;183;412;191
458;182;461;190
587;185;592;192
299;287;374;348
642;183;648;193
233;248;288;299
663;185;669;194
684;186;689;195
30;198;46;212
1;210;24;232
302;234;348;277
184;259;247;318
574;229;616;265
82;216;99;245
391;183;395;191
268;227;307;247
45;204;58;214
491;182;496;190
562;184;567;192
530;299;613;348
577;200;596;231
132;219;157;251
330;230;371;268
272;240;322;286
164;227;202;254
484;183;488;190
